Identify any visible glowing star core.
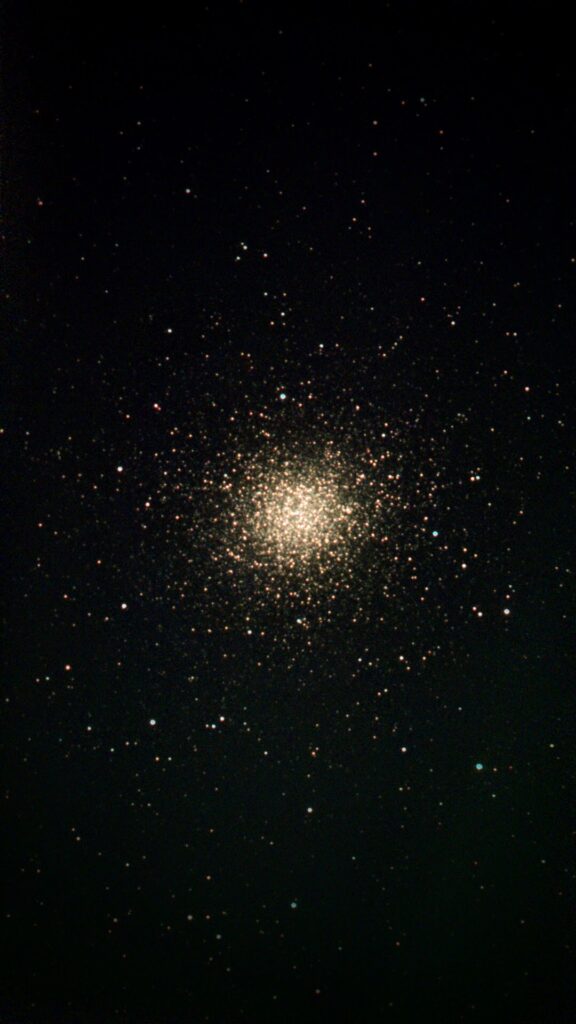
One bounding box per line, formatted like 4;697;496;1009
259;479;347;559
216;440;383;606
236;455;363;578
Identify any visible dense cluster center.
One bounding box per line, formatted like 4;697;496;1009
220;447;369;592
255;474;352;563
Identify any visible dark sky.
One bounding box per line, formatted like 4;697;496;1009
3;4;576;1023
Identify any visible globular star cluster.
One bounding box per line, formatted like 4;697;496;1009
6;8;575;1023
219;439;379;598
230;448;360;570
142;363;454;650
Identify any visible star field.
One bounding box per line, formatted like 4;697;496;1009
3;5;576;1024
131;347;482;660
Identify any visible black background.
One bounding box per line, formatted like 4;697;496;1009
3;3;576;1022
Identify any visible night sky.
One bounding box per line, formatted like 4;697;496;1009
3;4;576;1022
